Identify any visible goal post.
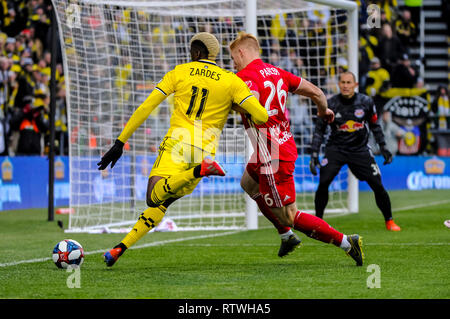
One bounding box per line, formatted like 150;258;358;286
308;0;359;214
243;0;360;224
244;0;258;230
51;0;359;233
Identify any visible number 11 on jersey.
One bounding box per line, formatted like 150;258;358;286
186;86;209;120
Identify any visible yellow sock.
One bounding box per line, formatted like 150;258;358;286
121;205;166;248
150;168;198;206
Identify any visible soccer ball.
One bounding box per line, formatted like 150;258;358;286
52;239;84;269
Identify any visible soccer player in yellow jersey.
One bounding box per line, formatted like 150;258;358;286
98;32;269;267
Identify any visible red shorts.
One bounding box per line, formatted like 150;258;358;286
246;160;296;208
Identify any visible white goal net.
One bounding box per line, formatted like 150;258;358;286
51;0;359;233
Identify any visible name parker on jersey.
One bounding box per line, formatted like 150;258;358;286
259;67;280;78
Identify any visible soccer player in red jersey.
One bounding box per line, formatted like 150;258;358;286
229;32;364;265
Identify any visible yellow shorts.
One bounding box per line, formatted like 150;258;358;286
149;136;213;197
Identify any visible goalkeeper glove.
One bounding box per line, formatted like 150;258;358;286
309;152;320;176
97;139;124;170
380;145;393;165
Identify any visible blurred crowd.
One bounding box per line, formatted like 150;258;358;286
0;0;66;157
354;0;449;156
0;0;448;158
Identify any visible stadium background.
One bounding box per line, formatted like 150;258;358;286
0;0;449;303
0;0;448;210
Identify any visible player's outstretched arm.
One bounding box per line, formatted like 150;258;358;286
367;99;392;165
117;89;167;143
369;117;393;165
97;139;124;170
239;95;268;125
294;78;334;123
371;124;393;165
97;89;166;170
309;151;320;176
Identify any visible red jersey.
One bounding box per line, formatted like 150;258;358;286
237;59;301;163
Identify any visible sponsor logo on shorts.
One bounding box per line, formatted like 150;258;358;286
321;158;328;166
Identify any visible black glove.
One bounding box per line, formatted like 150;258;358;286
309;152;320;176
380;145;393;165
97;139;124;170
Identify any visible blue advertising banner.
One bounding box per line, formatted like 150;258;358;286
360;155;450;191
0;156;69;210
1;155;449;211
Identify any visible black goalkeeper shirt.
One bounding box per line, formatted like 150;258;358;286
311;93;386;153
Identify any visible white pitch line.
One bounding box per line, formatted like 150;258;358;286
0;257;52;268
300;198;450;220
0;230;243;268
169;242;450;247
2;239;448;267
392;199;450;212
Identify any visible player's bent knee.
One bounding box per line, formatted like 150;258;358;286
146;191;159;207
146;176;164;207
285;206;298;226
146;199;158;208
146;196;160;208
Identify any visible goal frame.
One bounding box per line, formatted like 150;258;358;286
52;0;359;233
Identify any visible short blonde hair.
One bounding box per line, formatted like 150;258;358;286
229;32;260;52
190;32;220;60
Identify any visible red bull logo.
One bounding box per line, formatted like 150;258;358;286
338;120;365;132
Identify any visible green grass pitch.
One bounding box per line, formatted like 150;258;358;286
0;189;449;299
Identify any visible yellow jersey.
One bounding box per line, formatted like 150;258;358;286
118;59;268;154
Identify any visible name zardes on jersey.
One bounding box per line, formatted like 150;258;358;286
259;67;280;78
189;67;221;81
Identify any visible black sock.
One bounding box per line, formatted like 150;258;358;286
114;243;127;256
367;178;393;221
374;188;393;221
193;165;202;178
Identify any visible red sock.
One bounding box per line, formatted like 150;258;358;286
293;211;343;246
253;193;291;234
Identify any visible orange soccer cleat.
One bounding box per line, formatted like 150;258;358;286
200;157;226;177
103;246;124;267
386;220;401;231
